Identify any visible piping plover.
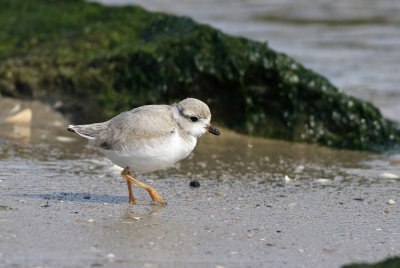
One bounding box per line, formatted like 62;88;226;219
67;98;220;205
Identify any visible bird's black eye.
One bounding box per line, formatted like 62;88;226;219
190;116;199;122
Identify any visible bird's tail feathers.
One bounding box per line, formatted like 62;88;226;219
67;123;107;140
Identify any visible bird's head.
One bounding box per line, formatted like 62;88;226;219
174;98;220;138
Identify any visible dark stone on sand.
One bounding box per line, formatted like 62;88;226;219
189;181;201;188
1;0;399;151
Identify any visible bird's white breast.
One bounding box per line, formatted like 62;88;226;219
101;131;197;173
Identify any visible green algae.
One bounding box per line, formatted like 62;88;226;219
0;0;399;151
343;257;400;268
0;205;14;211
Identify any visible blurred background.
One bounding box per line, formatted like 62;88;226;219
93;0;400;122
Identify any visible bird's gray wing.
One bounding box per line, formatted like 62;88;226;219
93;105;176;151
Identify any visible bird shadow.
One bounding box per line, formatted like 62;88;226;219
10;192;128;204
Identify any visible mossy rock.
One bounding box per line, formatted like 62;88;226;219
0;0;399;151
343;257;400;268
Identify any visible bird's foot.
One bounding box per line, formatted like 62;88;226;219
146;188;167;205
129;200;151;205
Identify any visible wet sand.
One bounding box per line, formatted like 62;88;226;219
0;98;399;267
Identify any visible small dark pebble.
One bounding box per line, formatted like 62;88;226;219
276;230;282;233
276;184;285;188
189;181;200;188
266;243;275;247
41;201;50;208
83;194;91;199
353;197;365;201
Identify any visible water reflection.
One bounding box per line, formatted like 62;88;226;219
1;123;31;146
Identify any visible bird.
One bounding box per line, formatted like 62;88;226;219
67;98;220;205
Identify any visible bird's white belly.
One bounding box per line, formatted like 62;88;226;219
101;133;196;173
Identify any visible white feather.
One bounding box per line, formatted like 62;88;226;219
100;131;197;173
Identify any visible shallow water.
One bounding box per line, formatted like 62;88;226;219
0;98;399;267
93;0;400;122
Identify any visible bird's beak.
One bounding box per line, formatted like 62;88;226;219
206;124;220;136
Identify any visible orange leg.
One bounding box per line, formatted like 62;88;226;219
121;167;166;205
126;180;136;205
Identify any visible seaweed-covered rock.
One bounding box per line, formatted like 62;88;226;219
342;257;400;268
0;0;399;150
